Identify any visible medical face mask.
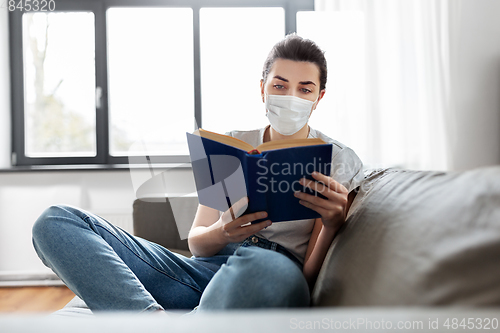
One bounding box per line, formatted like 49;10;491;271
265;94;317;135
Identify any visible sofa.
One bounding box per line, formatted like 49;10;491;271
132;166;500;307
3;166;499;331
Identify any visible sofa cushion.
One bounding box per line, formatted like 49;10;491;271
312;166;500;306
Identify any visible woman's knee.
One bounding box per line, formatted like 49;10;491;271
236;247;310;306
32;204;86;256
33;205;71;239
199;246;310;310
33;205;63;239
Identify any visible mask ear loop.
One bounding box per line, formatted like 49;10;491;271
264;92;270;115
310;94;321;113
306;95;320;121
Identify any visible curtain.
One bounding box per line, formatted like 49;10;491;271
312;0;462;171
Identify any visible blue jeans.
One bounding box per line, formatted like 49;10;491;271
32;205;310;313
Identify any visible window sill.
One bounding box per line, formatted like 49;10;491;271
0;163;192;173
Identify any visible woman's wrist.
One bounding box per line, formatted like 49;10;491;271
322;218;344;236
215;219;232;246
322;224;339;235
319;224;339;247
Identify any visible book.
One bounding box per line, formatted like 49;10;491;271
186;128;333;223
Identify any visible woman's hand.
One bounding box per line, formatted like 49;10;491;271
294;171;349;232
219;196;272;243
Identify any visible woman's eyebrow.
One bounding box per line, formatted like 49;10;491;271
273;75;289;82
273;75;317;86
299;80;316;86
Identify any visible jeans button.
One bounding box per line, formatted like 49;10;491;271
251;236;258;243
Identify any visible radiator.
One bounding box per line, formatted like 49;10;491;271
0;210;135;287
92;210;134;234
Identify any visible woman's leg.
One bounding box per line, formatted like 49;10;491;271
196;246;310;310
32;204;230;312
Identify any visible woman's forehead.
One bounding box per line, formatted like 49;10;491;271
268;59;320;84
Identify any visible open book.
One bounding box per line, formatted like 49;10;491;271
193;128;328;154
186;128;333;223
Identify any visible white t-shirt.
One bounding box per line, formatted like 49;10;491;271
223;125;364;264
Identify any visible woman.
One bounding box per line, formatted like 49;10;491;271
32;34;363;314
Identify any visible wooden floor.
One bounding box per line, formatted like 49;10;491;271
0;286;75;313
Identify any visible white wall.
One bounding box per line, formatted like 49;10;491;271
451;0;500;170
0;168;195;276
0;8;11;169
0;171;135;274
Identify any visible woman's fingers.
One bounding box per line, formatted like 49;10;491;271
221;213;271;242
297;195;344;217
231;219;272;240
295;190;339;210
294;172;349;215
296;180;348;206
218;196;272;242
223;211;268;231
306;171;348;194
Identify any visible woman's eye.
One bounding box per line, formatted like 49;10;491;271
273;84;285;89
301;88;312;93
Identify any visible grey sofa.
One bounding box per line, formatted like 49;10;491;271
44;166;500;327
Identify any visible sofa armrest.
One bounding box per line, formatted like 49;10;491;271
312;166;500;306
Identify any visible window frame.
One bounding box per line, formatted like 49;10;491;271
9;0;314;167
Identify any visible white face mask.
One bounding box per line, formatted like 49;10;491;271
264;94;317;135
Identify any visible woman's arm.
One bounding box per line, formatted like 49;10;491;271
302;218;336;290
187;204;229;257
188;197;272;258
299;174;357;290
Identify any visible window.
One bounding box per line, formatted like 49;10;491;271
200;7;284;133
106;7;194;157
297;11;367;163
10;0;314;167
22;11;97;158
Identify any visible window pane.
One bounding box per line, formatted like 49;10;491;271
22;12;96;157
107;8;194;156
297;11;367;161
200;8;284;134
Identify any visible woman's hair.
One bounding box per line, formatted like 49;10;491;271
262;34;327;91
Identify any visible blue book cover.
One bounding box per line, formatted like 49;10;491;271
187;129;332;223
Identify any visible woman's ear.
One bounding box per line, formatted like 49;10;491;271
313;89;326;110
260;79;265;102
